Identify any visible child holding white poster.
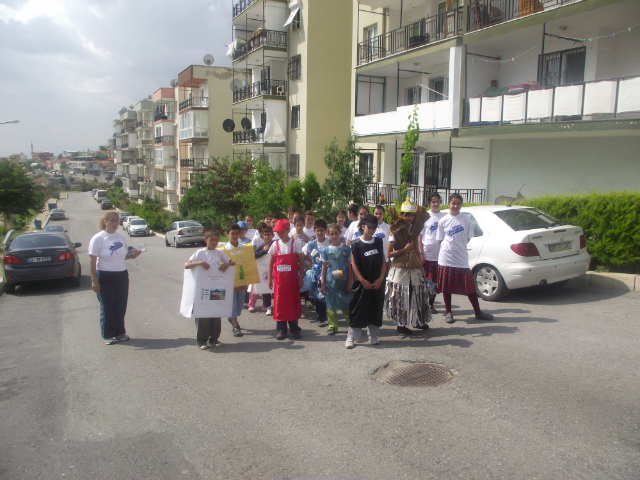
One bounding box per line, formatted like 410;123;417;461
185;229;235;350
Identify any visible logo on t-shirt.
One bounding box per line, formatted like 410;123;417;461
447;225;465;237
109;242;124;255
340;236;346;242
364;249;378;257
374;232;385;239
429;222;439;233
354;231;362;238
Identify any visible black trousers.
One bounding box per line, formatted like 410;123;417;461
97;270;129;339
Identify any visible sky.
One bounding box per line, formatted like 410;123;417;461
0;0;233;157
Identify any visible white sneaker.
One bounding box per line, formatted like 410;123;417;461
345;338;355;349
104;337;117;345
445;313;455;324
370;337;379;345
265;308;272;316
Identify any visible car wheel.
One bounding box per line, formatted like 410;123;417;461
4;283;16;294
165;236;170;247
174;238;180;248
474;265;508;302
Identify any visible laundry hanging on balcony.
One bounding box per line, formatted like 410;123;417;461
226;39;238;58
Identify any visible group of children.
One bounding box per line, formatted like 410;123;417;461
184;193;493;350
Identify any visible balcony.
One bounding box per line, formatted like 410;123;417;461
179;97;209;112
180;158;211;169
179;128;209;141
136;120;152;128
233;128;265;144
121;126;135;134
232;0;258;18
154;111;175;122
155;135;174;145
232;29;287;61
465;75;640;127
156;180;176;191
136;138;153;147
355;100;454;137
366;183;485;206
233;79;287;103
357;8;462;66
467;0;579;33
122;142;129;148
155;157;176;168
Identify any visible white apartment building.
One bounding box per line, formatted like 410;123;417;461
153;87;178;211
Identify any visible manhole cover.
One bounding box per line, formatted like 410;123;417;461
374;361;453;387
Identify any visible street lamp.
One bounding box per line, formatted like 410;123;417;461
0;120;19;125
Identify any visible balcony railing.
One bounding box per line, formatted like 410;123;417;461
232;0;258;18
179;97;209;112
121;127;135;134
155;135;174;144
122;142;129;148
154;111;175;122
136;121;151;128
233;129;265;144
179;128;209;141
357;8;462;65
156;180;165;188
233;79;287;103
180;158;210;169
366;183;485;206
465;75;640;127
232;29;288;61
467;0;578;33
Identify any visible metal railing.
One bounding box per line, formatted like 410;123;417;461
156;180;165;188
122;142;129;148
233;79;287;103
232;0;258;18
155;135;174;144
180;158;210;168
233;129;265;144
136;121;151;128
357;7;462;65
179;97;209;112
366;183;485;206
467;0;577;32
232;29;288;61
154;111;174;122
121;127;135;134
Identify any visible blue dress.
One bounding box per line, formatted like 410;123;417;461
319;244;351;311
303;239;325;300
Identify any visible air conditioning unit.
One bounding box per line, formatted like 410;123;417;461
276;85;285;95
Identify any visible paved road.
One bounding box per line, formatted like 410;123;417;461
1;192;639;480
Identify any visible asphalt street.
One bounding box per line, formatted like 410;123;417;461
1;192;639;479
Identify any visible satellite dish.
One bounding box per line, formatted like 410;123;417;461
129;105;134;110
170;79;179;88
222;119;235;133
147;95;152;100
241;117;252;130
230;79;243;91
203;54;214;66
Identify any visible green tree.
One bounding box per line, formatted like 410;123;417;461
113;177;123;188
0;161;44;228
283;180;304;212
240;159;287;220
301;171;322;212
321;130;368;212
399;104;420;204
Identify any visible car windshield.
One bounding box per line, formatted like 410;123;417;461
120;212;131;217
52;209;64;213
131;220;146;225
43;226;64;232
12;234;68;249
179;222;201;228
493;208;560;231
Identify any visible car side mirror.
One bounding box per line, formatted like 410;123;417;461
74;242;82;248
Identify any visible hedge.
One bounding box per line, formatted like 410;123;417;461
516;192;640;271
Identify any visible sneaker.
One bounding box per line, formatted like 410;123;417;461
430;306;438;314
248;307;255;313
118;334;130;341
232;327;243;337
317;320;327;327
276;332;286;340
327;328;337;336
417;324;430;330
370;337;379;345
445;313;455;323
476;312;494;321
198;344;209;350
265;308;272;316
397;326;413;335
345;338;355;349
292;332;301;339
104;337;117;345
208;339;223;347
300;313;306;319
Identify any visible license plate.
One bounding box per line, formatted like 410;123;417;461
548;241;571;253
27;256;51;263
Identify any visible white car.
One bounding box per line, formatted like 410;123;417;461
460;206;590;301
122;216;141;233
165;220;204;247
128;218;150;237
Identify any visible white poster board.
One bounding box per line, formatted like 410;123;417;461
252;254;273;295
179;265;235;318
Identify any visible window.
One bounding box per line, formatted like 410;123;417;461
288;154;299;177
260;111;267;130
155;126;161;137
400;153;420;184
493;208;560;232
359;153;374;179
423;152;452;188
407;86;421;105
288;55;301;80
538;47;586;88
462;213;484;237
291;105;300;129
291;9;301;30
428;77;448;102
356;75;385;116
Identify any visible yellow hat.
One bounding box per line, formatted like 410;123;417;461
400;197;416;213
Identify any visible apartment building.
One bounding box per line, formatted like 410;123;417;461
352;0;640;204
153;87;178;211
134;99;155;199
228;0;352;180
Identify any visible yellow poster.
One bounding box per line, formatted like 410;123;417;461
220;245;260;288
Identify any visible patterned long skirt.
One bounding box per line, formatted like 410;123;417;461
384;267;435;328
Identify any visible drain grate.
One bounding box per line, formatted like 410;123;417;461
376;362;453;387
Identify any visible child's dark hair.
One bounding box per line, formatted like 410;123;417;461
244;214;253;221
314;219;328;230
374;204;385;213
287;206;296;213
336;209;347;218
256;221;267;233
327;223;341;235
429;191;442;202
262;225;273;233
347;204;359;216
358;205;370;214
294;214;305;225
227;223;240;234
204;229;220;239
304;210;314;218
448;193;463;203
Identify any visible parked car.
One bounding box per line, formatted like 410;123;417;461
43;225;66;233
460;205;591;301
49;208;66;220
104;174;114;181
122;216;141;232
165;220;205;247
119;211;132;225
101;199;114;210
2;232;82;293
95;190;108;202
128;218;150;237
91;189;98;198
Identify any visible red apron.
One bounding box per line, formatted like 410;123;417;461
272;240;301;322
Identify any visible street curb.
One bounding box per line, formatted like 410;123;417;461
572;271;638;292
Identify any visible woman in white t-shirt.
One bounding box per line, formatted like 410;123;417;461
436;194;493;324
419;192;445;313
88;211;142;345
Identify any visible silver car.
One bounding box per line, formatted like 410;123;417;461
128;218;150;237
165;220;204;247
49;208;66;220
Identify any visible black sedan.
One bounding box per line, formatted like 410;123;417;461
2;232;82;293
101;200;114;210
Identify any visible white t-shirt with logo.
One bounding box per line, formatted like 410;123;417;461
88;230;128;272
339;226;348;242
437;213;473;269
268;238;303;256
421;211;445;262
345;221;362;243
373;222;390;260
303;226;316;241
189;248;231;267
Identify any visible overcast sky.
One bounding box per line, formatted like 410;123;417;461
0;0;233;157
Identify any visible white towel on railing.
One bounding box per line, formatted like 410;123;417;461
527;89;553;119
468;98;481;123
584;80;617;115
503;93;526;123
554;85;583;116
617;77;640;113
481;96;502;122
